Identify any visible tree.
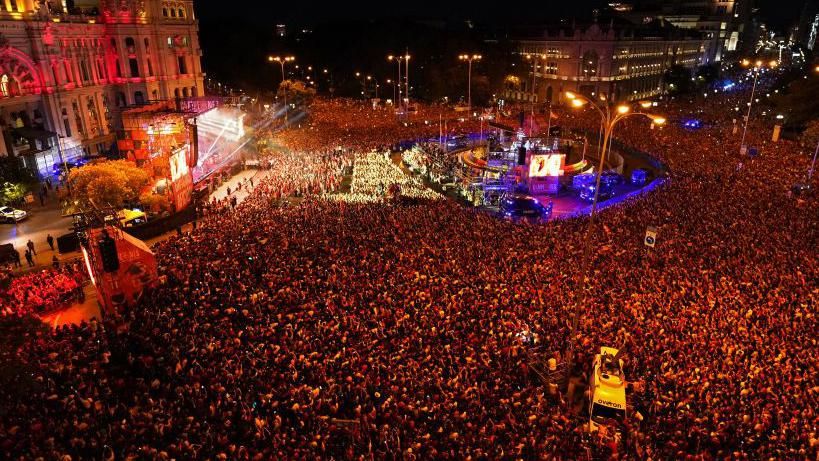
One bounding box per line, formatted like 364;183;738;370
278;80;316;106
0;156;35;205
68;160;150;209
139;192;170;212
695;64;720;86
664;65;693;95
0;182;26;205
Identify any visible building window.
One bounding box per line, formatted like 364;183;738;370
177;56;188;75
147;58;154;77
581;51;599;77
64;61;73;83
144;38;150;52
162;8;168;17
545;61;558;75
115;60;122;78
191;86;198;97
80;61;90;82
62;108;72;137
73;101;85;137
178;8;185;18
116;92;127;108
170;8;176;17
0;75;8;97
125;37;136;54
134;91;145;105
152;89;159;100
129;58;140;78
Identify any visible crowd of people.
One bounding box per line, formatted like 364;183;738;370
0;80;816;460
0;262;87;317
325;151;442;203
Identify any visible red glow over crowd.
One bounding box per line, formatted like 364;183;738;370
0;74;816;460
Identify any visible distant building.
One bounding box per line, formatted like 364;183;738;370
0;0;204;178
617;1;755;62
504;19;709;104
791;1;819;50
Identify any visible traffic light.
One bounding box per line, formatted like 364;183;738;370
98;233;119;273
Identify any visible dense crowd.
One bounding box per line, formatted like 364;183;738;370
0;79;817;460
325;151;442;203
0;262;87;317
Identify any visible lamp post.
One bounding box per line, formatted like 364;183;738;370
366;76;379;100
387;79;396;105
562;91;665;383
388;55;405;111
268;56;295;125
524;53;545;136
459;54;482;115
738;59;777;155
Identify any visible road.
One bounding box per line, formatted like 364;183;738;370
1;194;74;260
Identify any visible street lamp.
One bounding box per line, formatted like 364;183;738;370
562;91;665;381
366;75;380;99
524;53;546;135
738;59;777;155
386;79;396;105
388;53;411;111
268;55;295;125
459;54;482;114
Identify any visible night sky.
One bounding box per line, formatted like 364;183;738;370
196;0;815;32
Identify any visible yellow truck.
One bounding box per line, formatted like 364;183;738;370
589;346;627;434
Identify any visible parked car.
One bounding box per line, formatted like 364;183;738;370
0;206;27;223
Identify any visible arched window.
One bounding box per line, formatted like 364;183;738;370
152;89;158;100
162;8;168;17
581;51;599;77
1;75;9;97
125;37;136;55
134;91;145;105
182;87;189;98
191;86;198;97
178;9;185;18
170;8;176;17
116;91;127;107
174;88;180;98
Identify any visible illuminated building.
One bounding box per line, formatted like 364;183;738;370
505;19;708;104
0;0;204;177
614;1;755;61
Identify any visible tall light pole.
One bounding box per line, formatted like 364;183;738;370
388;55;403;111
562;91;665;383
738;59;777;155
387;79;396;105
524;53;545;136
404;52;411;109
459;54;482;115
268;55;295;125
366;76;379;100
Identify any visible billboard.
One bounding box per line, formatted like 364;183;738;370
529;154;565;177
169;147;190;182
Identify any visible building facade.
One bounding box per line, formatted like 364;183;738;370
620;0;755;62
505;21;708;105
0;0;204;177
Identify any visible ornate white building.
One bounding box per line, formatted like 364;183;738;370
505;20;709;105
0;0;204;177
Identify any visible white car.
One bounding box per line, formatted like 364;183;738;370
0;206;27;223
